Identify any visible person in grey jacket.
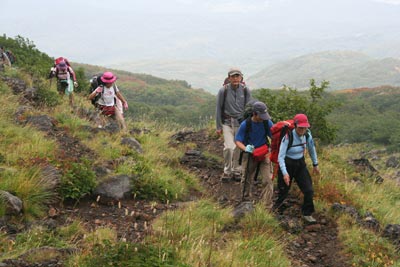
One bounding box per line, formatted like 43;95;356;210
216;68;251;181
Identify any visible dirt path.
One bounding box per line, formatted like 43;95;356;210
13;119;351;266
174;129;351;267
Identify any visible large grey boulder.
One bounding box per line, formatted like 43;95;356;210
232;201;254;219
0;190;23;215
121;137;143;153
93;175;133;203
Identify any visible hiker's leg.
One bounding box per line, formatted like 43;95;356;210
260;159;273;210
274;158;295;209
222;124;236;175
56;82;64;96
231;124;242;175
69;93;74;107
294;165;315;216
275;169;290;208
114;107;127;131
242;155;256;198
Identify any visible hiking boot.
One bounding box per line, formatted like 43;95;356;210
232;172;242;182
303;215;317;223
220;173;232;183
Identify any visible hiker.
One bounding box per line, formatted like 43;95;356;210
274;113;320;223
216;68;252;182
48;58;78;106
0;46;11;67
235;101;274;206
88;71;128;130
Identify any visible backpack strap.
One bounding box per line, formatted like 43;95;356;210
244;117;271;146
263;120;271;147
286;129;310;151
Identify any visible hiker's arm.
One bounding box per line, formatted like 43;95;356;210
48;67;56;79
215;89;224;132
235;140;246;151
267;120;274;138
88;87;102;100
244;86;252;104
306;134;320;174
306;134;318;168
278;137;289;177
116;91;128;109
68;67;77;81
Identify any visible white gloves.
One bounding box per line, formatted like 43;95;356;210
245;145;254;153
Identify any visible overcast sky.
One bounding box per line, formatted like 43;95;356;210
2;0;400;76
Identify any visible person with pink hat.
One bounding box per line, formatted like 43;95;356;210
274;113;320;223
88;71;128;130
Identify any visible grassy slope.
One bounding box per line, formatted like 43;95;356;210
1;36;400;266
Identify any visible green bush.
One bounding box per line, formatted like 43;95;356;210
59;159;96;201
254;79;338;144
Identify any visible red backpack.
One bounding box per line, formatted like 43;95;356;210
54;57;71;67
269;119;311;179
269;120;295;179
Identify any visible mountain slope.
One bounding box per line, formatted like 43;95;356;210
248;51;400;91
108;59;230;94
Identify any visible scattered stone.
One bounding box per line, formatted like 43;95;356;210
93;175;133;202
25;115;56;132
0;190;23;215
232;201;254;219
121;137;143;153
386;156;399;168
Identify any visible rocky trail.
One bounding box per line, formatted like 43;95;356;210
174;129;351;267
2;73;352;266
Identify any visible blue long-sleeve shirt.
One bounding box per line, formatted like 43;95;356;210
235;119;273;148
278;129;318;176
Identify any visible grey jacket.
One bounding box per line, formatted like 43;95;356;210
215;83;251;130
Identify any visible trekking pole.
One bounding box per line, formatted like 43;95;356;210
242;152;252;201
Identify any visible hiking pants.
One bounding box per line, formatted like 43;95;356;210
222;124;241;175
276;157;315;216
242;153;273;209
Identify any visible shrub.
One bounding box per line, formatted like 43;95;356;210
59;159;96;201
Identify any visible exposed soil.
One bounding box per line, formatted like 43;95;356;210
174;129;351;267
3;124;350;267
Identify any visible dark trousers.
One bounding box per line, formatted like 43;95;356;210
275;157;315;216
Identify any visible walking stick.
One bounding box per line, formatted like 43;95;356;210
242;152;252;201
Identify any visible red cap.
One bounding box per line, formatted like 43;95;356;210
293;114;310;127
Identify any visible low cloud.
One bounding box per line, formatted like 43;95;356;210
372;0;400;5
205;0;271;13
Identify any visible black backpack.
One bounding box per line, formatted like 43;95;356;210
89;73;104;107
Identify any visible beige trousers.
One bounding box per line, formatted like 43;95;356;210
242;153;273;210
222;124;242;175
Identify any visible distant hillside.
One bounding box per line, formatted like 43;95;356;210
328;85;400;150
248;51;400;91
75;63;215;127
109;59;231;94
